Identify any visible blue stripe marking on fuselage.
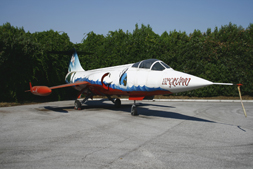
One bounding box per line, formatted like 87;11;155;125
74;77;166;92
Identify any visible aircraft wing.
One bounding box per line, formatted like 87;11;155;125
49;81;89;89
26;81;89;96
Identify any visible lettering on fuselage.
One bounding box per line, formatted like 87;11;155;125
162;77;191;88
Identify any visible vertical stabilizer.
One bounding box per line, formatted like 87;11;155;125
68;49;85;72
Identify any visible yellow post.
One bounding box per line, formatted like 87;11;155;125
237;84;247;117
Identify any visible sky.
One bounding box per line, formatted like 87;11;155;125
1;0;253;43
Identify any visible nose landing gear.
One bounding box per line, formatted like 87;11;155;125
131;100;139;116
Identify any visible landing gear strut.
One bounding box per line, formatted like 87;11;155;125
131;100;138;116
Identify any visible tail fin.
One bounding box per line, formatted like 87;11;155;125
68;49;85;72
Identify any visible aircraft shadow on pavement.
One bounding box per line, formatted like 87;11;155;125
42;100;214;123
137;108;214;123
83;100;248;131
84;100;215;123
43;106;73;113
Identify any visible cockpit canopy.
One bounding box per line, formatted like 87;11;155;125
132;59;170;71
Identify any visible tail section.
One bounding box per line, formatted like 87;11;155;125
68;49;85;72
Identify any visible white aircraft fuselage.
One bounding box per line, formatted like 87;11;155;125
65;58;231;100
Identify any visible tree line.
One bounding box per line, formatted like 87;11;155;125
0;22;252;102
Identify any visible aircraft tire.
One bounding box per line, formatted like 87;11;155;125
74;100;82;110
131;105;138;116
115;98;121;108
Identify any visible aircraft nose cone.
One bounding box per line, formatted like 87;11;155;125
187;75;213;88
162;70;213;93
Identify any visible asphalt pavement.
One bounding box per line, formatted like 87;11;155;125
0;99;252;169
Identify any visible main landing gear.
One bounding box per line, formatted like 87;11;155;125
74;94;138;116
114;98;121;108
74;95;122;110
107;95;121;108
109;96;138;115
74;91;94;110
74;100;82;110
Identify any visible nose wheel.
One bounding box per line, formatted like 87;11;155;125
131;100;139;116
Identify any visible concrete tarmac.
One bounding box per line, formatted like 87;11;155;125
0;99;252;169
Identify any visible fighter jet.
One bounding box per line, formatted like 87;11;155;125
27;49;235;116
